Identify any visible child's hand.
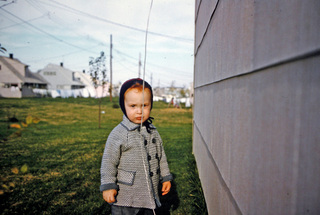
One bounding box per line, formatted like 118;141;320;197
162;181;171;196
103;189;117;203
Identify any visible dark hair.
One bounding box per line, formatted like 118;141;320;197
119;78;153;117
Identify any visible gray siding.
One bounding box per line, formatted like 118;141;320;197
193;1;320;214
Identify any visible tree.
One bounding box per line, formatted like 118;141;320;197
180;88;186;98
0;43;7;54
89;51;107;128
170;80;176;95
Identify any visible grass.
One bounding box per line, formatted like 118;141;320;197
0;97;207;214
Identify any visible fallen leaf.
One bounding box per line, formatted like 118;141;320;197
10;124;21;129
26;115;33;125
32;117;40;124
11;167;19;174
21;164;28;173
2;184;9;190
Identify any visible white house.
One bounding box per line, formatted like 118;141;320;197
38;63;85;90
37;63;111;98
0;54;47;98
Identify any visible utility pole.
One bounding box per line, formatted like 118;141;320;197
109;34;113;102
138;53;141;78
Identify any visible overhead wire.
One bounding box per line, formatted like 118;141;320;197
1;1;193;87
141;0;154;126
139;2;157;214
26;44;103;63
0;7;97;55
113;48;191;87
26;0;90;40
37;0;193;43
0;14;48;30
2;0;109;68
114;47;192;81
0;0;14;9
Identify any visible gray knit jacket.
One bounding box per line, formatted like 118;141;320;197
100;116;173;209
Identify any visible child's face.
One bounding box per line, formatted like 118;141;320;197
124;88;151;124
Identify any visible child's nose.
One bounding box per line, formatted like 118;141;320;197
137;107;142;113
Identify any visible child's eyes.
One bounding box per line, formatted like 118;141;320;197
128;104;149;108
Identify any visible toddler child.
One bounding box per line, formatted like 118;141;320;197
100;78;173;214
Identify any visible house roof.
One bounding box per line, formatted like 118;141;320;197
25;67;48;84
0;56;47;85
74;71;93;87
0;56;24;81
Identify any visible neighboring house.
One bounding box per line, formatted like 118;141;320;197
74;70;100;98
0;54;47;98
38;63;110;98
38;63;87;98
74;70;93;87
38;63;85;90
153;86;193;106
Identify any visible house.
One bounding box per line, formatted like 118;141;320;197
153;85;193;106
0;54;47;98
38;63;87;98
38;63;85;90
37;63;108;98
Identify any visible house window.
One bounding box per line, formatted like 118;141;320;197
4;83;18;88
57;85;68;89
43;71;56;76
72;85;84;89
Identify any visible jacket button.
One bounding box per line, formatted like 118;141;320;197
152;138;156;143
144;140;148;145
148;155;151;161
155;153;159;159
149;172;153;177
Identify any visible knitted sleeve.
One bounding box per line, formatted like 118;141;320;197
100;126;124;191
157;132;173;183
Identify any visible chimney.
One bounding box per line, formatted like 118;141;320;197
60;62;63;67
9;53;13;59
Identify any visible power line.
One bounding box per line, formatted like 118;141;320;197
0;14;47;30
38;0;193;43
0;0;14;9
1;7;97;55
26;0;75;31
113;48;192;76
26;43;104;63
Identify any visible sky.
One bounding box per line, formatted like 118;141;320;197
0;0;195;88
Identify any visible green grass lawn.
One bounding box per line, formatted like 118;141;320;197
0;97;207;215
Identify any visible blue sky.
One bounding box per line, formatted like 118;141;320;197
0;0;194;88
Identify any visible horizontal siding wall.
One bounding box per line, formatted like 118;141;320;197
193;0;320;214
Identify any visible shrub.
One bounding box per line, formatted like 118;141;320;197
112;103;119;109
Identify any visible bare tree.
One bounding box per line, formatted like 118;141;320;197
89;51;107;128
0;43;7;54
